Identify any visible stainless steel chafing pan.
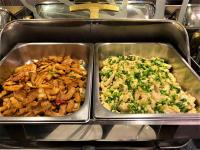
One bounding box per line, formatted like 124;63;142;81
0;43;93;123
94;43;200;124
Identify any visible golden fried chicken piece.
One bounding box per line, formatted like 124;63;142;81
0;56;87;116
0;91;7;98
64;87;76;101
10;97;23;109
26;89;38;103
14;90;27;102
15;64;36;73
59;104;67;115
3;84;23;91
66;100;75;113
74;92;81;103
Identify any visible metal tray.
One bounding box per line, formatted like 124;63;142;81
0;43;93;123
94;43;200;124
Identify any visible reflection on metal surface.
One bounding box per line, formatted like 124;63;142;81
191;31;200;65
0;7;16;30
23;15;32;19
153;0;165;19
20;0;155;19
105;125;156;141
0;19;190;65
171;4;200;27
191;57;200;76
0;6;23;14
0;43;93;123
45;125;103;141
94;43;200;122
20;0;41;18
69;3;119;19
185;4;200;27
178;0;189;23
44;124;156;141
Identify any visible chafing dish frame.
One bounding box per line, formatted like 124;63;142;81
0;19;197;124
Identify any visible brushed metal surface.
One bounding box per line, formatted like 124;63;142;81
19;0;155;19
0;43;93;123
91;20;191;64
0;19;91;59
191;57;200;76
0;19;190;63
0;8;16;30
185;4;200;28
153;0;165;19
94;43;200;124
171;4;200;28
121;1;155;19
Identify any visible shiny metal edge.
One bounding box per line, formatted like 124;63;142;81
187;4;200;7
93;43;200;124
183;4;200;28
0;19;190;61
91;19;191;63
159;139;192;149
36;0;155;5
90;19;190;64
0;19;186;33
0;42;93;123
1;17;184;25
191;57;200;68
117;1;155;6
35;1;66;6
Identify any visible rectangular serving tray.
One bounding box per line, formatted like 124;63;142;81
0;43;93;123
94;43;200;123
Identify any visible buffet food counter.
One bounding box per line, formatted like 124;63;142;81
0;19;199;149
0;0;200;149
1;19;199;123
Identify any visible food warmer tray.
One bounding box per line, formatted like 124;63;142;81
0;43;93;123
94;43;200;122
0;19;198;124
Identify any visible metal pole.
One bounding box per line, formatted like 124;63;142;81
178;0;189;24
153;0;166;19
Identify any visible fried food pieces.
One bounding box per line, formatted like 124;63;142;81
0;56;87;116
